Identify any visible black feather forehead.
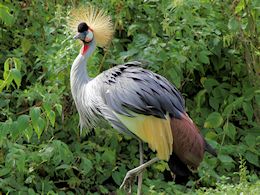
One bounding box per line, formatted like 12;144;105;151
78;22;89;32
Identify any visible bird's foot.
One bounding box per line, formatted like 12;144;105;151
119;158;159;194
119;168;144;194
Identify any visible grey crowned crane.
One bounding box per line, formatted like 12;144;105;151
68;6;216;194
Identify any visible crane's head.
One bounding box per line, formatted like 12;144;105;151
68;5;114;50
74;22;94;44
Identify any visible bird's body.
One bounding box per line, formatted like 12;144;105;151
71;44;210;169
68;6;216;193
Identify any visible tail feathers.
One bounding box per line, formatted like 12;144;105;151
204;140;217;157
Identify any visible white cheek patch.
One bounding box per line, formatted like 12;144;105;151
85;30;94;42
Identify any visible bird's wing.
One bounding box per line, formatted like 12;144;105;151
100;61;186;160
101;61;185;118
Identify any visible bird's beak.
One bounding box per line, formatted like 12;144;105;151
73;32;86;41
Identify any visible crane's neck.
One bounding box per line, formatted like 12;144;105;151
70;40;96;98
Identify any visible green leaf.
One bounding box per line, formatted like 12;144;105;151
169;68;181;88
204;112;223;128
0;4;14;26
228;17;240;32
21;39;32;54
3;58;11;81
0;123;10;140
30;107;43;138
55;104;62;116
99;185;109;194
205;131;218;140
55;164;71;170
102;149;116;164
112;166;127;186
209;96;219;110
4;72;13;89
202;78;219;92
30;107;40;125
0;167;11;177
4;58;10;72
48;110;55;127
223;97;244;117
245;151;259;167
37;117;46;138
40;146;54;161
198;51;210;64
68;177;81;189
13;58;22;71
128;24;141;36
44;103;55;127
43;102;51;114
244;134;256;148
195;89;206;110
24;124;33;142
223;122;236;141
218;154;234;163
242;102;253;121
255;94;260;106
80;157;93;174
235;0;245;14
10;69;22;88
0;80;4;93
10;121;20;140
17;115;30;132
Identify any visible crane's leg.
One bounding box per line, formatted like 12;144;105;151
137;140;144;195
120;157;159;192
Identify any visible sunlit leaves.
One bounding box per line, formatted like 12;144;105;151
235;0;245;14
0;58;22;92
0;4;14;26
204;112;223;128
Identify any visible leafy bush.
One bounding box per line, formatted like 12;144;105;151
0;0;259;194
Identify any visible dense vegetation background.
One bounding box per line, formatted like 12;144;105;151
0;0;259;194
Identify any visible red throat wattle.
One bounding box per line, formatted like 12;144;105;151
81;44;89;55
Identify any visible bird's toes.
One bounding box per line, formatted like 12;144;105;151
119;172;136;192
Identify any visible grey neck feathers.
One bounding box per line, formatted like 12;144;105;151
70;40;96;99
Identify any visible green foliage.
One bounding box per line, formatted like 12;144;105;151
0;0;259;194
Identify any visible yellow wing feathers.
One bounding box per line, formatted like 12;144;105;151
114;112;173;160
68;5;114;47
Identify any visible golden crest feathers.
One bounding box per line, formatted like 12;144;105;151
68;5;114;47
